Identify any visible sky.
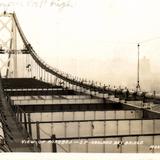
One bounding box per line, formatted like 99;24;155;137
0;0;160;90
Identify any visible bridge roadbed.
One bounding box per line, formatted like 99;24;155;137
0;78;39;152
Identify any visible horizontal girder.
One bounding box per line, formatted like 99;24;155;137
14;102;123;113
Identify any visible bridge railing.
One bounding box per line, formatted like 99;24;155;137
0;75;14;151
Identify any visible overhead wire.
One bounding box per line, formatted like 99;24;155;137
100;36;160;46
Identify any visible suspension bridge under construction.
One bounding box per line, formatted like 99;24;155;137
0;11;160;152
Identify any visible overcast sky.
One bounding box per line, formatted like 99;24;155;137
0;0;160;89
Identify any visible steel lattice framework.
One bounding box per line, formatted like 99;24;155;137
0;11;160;152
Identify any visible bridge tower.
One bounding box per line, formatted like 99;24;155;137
0;11;18;78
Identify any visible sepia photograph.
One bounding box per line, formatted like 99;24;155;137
0;0;160;159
